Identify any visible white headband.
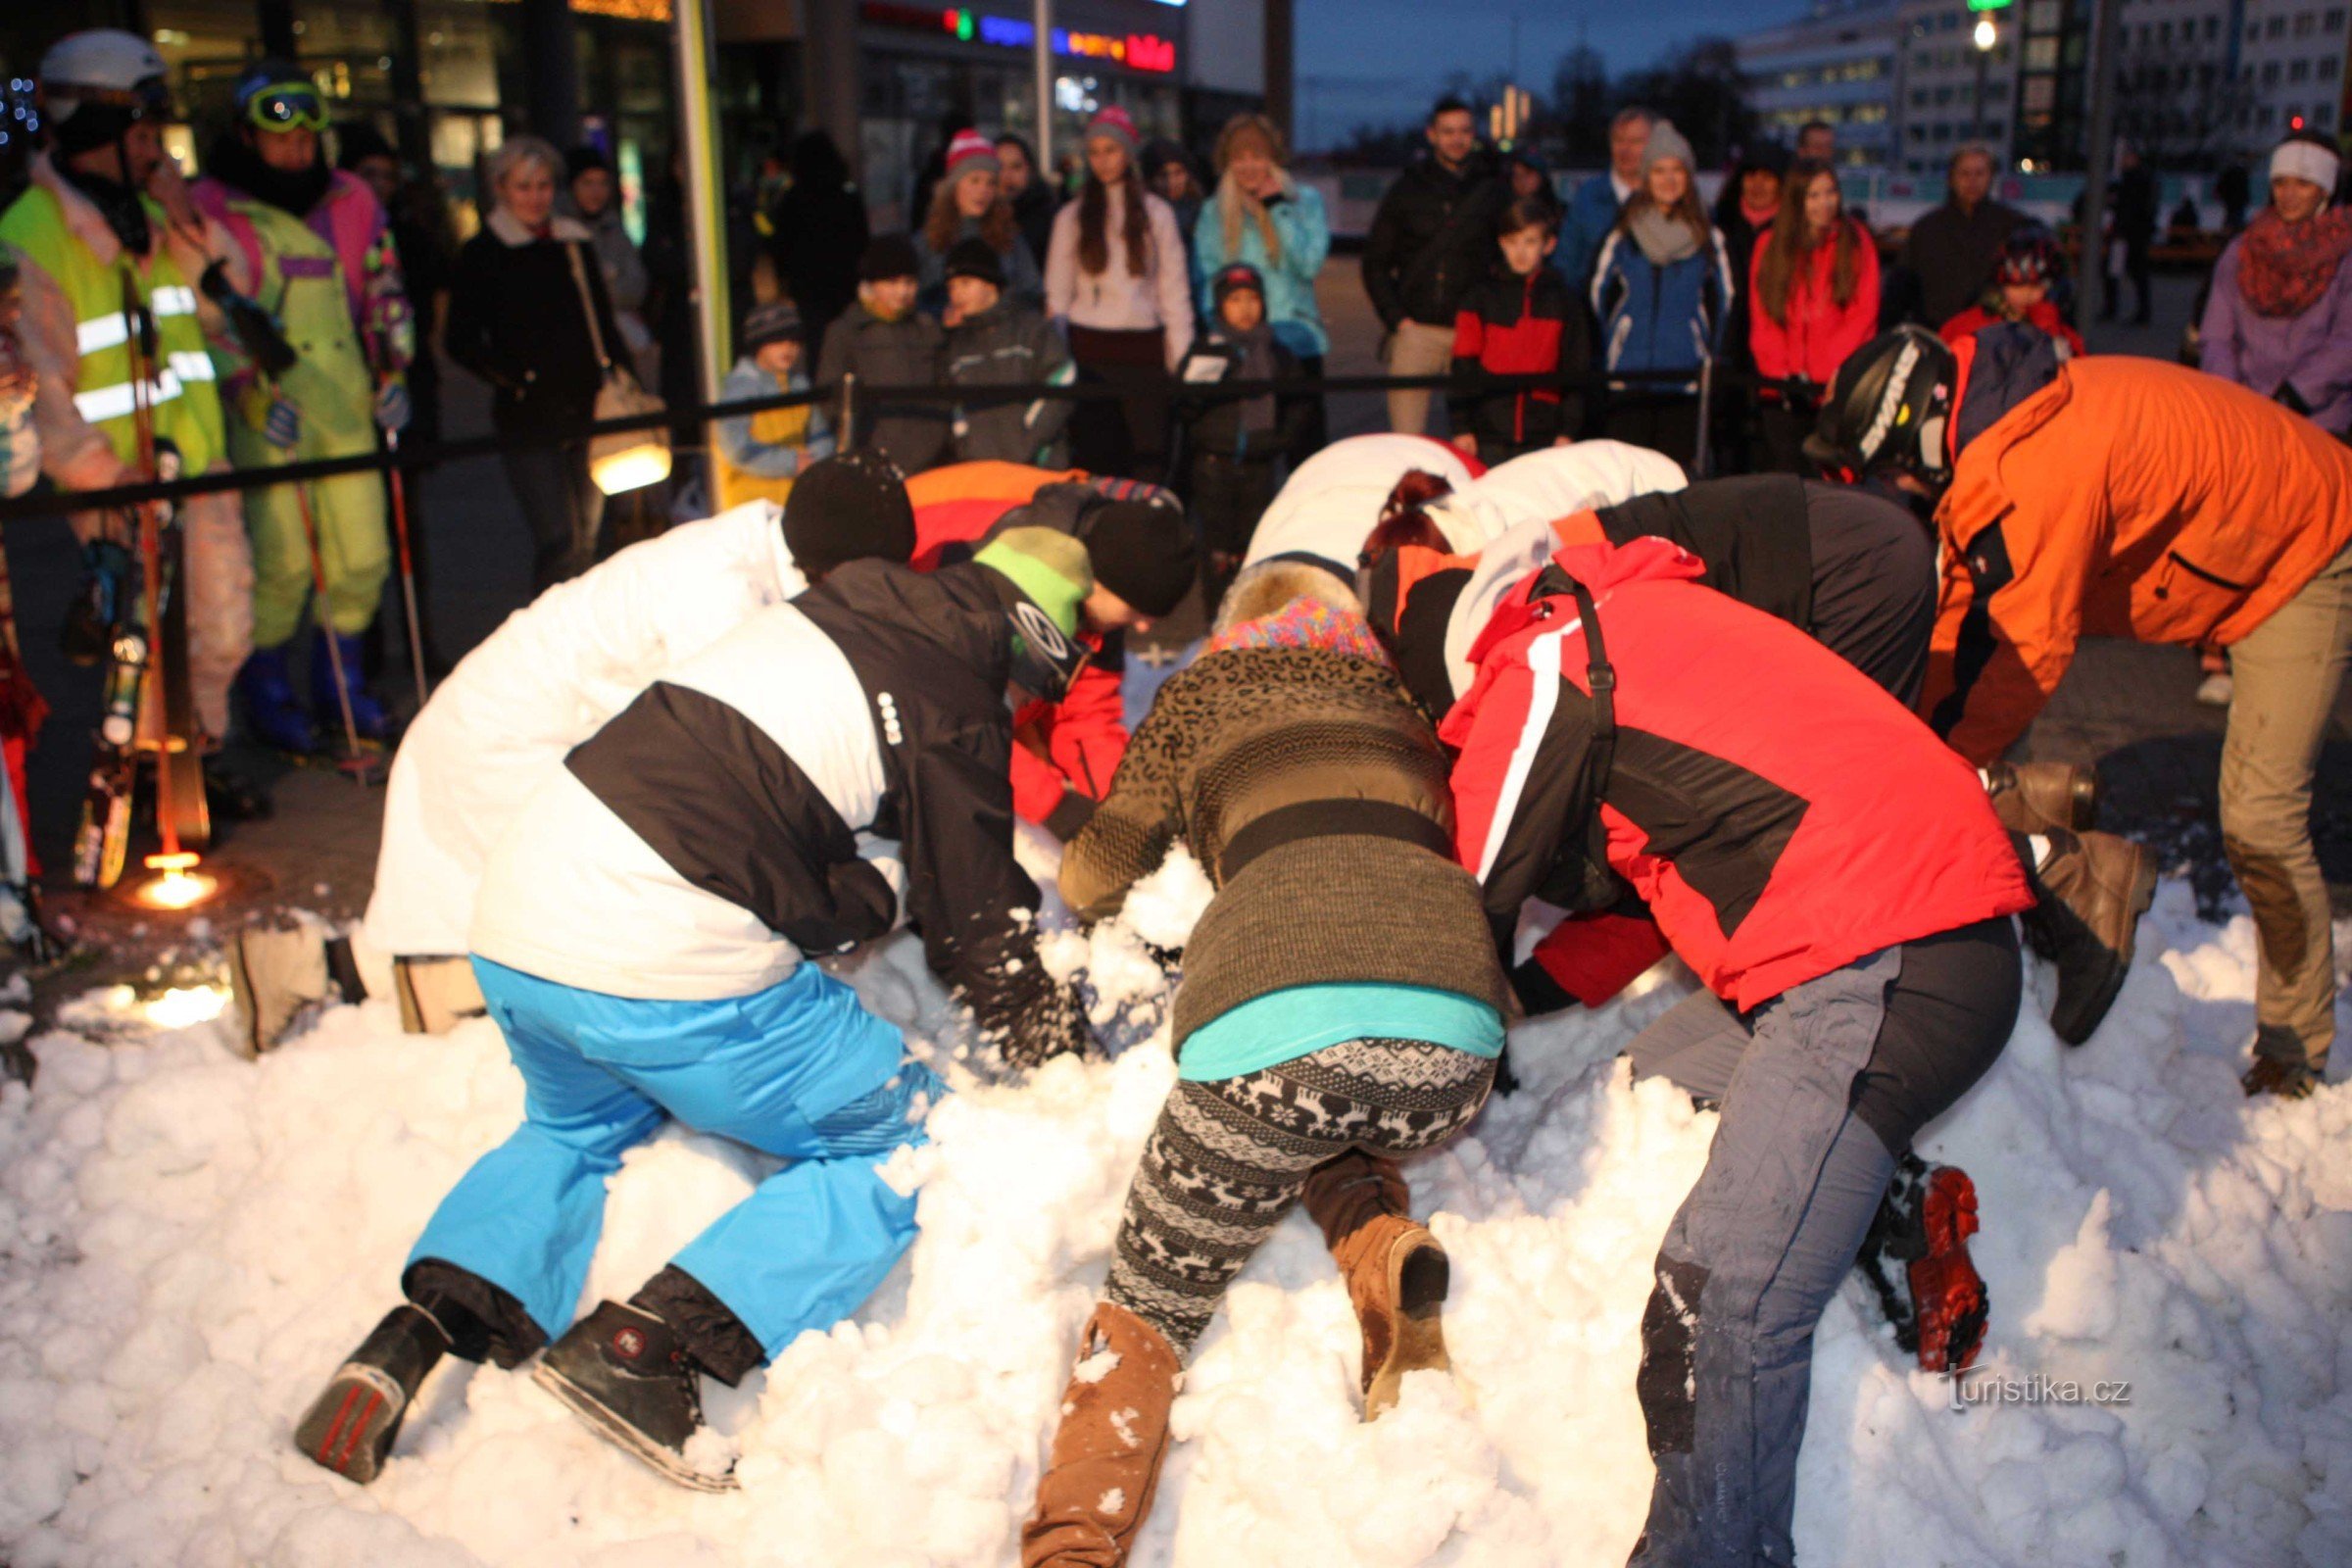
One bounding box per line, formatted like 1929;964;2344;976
2273;139;2341;194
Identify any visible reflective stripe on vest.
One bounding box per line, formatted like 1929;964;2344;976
72;354;218;422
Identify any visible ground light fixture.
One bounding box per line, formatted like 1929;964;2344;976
131;850;220;911
589;438;672;495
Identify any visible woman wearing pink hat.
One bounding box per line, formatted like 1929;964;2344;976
1044;105;1196;480
911;127;1043;318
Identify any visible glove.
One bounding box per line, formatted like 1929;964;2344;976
995;976;1096;1068
240;381;300;451
374;377;412;432
1508;956;1578;1017
60;538;135;665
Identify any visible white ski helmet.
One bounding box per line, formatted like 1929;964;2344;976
38;29;172;154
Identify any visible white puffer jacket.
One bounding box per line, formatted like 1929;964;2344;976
1423;441;1687;552
1242;433;1480;573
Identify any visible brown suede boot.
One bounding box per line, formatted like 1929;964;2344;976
1022;1302;1183;1568
2023;828;2159;1046
1300;1151;1452;1418
1984;760;2100;835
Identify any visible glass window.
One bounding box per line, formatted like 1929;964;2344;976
2292;58;2312;80
2294;12;2316;36
2262;60;2281;84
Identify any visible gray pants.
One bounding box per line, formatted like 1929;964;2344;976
1628;919;2019;1567
2223;540;2352;1073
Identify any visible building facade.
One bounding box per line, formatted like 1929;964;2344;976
1893;0;2018;175
1735;0;1903;168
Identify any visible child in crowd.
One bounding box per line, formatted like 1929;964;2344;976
1448;197;1590;463
814;233;949;473
1938;228;2084;358
941;236;1075;466
1176;262;1308;612
712;300;834;511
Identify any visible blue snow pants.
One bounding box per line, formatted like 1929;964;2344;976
407;956;943;1361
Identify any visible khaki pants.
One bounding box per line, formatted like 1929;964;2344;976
1384;319;1456;438
2222;541;2352;1071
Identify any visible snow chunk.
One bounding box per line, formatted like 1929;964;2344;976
1072;1349;1121;1385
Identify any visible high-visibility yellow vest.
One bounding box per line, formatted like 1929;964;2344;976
0;184;225;476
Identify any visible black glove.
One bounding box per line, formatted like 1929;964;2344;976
1508;956;1578;1017
60;538;135;665
995;977;1095;1068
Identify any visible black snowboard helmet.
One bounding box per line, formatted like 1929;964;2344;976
1804;326;1959;489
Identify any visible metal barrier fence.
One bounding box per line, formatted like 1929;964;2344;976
0;364;1775;524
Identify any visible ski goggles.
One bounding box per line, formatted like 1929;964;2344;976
242;83;328;133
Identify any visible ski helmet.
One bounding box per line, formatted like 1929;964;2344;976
1995;227;2063;288
1803;326;1958;486
37;30;171;156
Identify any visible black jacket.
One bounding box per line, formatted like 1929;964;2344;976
816;306;951;473
945;301;1075;465
1175;331;1310;458
1902;197;2027;326
444;226;624;440
1362;152;1505;331
1446;264;1590;452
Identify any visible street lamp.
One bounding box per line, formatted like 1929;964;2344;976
1973;15;1997;147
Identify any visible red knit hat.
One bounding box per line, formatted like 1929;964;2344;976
945;127;998;181
1084;106;1140;158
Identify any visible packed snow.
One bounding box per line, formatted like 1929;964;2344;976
1;860;2348;1568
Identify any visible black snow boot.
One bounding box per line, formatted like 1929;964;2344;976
532;1299;739;1492
293;1303;452;1483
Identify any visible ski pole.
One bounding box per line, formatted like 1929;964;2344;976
287;470;368;781
124;275;182;860
379;396;430;708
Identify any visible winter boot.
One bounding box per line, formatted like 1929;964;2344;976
312;628;389;743
2242;1025;2322;1100
391;955;491;1036
1983;760;2100;836
227;919;332;1056
531;1299;738;1492
1854;1154;1988;1375
235;645;316;755
1021;1301;1183;1568
292;1303;452;1483
1301;1150;1452;1417
2021;827;2158;1046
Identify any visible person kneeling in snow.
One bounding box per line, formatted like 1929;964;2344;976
293;529;1099;1490
1023;562;1512;1567
1420;535;2028;1566
230;452;916;1054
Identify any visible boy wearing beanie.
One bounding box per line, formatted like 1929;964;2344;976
295;529;1097;1492
942;235;1076;465
713;299;835;511
815;233;949;472
1177;262;1310;612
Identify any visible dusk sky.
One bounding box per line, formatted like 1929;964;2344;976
1291;0;1815;150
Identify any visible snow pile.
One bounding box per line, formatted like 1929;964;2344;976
1;880;2348;1567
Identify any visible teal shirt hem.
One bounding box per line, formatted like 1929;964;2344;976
1176;983;1505;1083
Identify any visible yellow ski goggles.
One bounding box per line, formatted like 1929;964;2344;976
243;83;328;133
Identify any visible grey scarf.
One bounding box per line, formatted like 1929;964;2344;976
1628;206;1701;268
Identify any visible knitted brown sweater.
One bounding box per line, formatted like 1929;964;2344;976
1059;645;1512;1046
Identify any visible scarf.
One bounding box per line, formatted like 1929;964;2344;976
209;133;333;218
1628;205;1700;268
1740;193;1779;228
1202;595;1394;668
57;163;150;256
2237;205;2352;318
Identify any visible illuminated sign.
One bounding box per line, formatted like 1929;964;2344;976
862;5;1178;74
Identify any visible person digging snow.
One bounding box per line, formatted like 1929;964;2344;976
1412;533;2032;1566
192;59;414;753
1026;562;1511;1566
293;526;1099;1489
229;453;916;1054
1810;324;2352;1098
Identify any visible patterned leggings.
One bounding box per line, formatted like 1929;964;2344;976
1105;1038;1496;1357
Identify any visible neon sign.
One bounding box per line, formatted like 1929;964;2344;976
862;5;1178;74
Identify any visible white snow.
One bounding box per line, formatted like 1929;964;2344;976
1;878;2348;1566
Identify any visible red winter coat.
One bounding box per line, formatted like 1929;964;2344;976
905;461;1128;833
1747;219;1882;385
1938;299;2083;359
1442;536;2031;1011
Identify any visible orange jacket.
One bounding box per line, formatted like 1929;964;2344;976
1923;356;2352;762
905;460;1089;570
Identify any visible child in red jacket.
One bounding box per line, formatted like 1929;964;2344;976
1748;159;1880;472
1447;198;1591;462
1938;228;2084;358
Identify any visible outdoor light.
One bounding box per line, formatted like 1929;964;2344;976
132;850;219;911
1974;15;1997;50
589;439;671;495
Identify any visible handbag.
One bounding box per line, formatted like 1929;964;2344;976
564;241;669;495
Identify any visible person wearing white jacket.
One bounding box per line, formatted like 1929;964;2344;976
1418;439;1688;553
226;455;919;1054
1241;431;1482;582
1045;106;1195;480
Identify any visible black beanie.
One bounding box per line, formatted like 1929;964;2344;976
1082;492;1197;618
944;235;1005;289
782;451;916;578
858;232;923;283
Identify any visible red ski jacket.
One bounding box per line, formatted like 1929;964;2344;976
1441;536;2031;1011
906;461;1129;834
1747;219;1882;386
1937;299;2083;359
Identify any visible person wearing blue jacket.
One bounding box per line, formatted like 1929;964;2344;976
1590;119;1735;468
1559;106;1653;288
1194;113;1333;458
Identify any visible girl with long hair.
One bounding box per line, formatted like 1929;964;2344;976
1043;106;1195;478
1589;120;1736;466
911;128;1043;318
1748;157;1880;472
